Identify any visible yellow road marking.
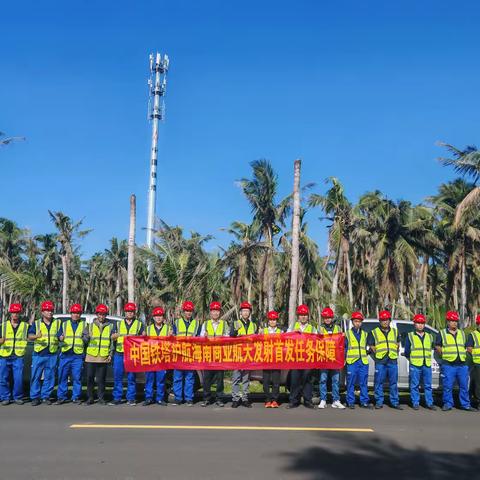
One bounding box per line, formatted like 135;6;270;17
70;424;374;432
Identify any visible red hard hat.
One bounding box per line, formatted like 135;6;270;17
267;310;279;320
182;301;195;312
124;302;137;312
351;311;364;321
152;307;165;316
8;303;23;313
379;310;391;320
240;301;252;310
413;314;426;324
210;301;222;311
476;314;480;325
321;307;334;318
296;304;309;315
95;304;109;314
70;303;83;314
446;310;459;321
41;301;54;312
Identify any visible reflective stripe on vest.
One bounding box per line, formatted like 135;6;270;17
471;331;480;365
116;319;141;353
440;329;466;362
62;320;85;354
86;323;112;357
407;331;432;367
175;318;198;337
293;322;315;333
263;327;282;334
346;329;368;365
34;319;61;353
372;327;398;360
234;320;256;336
0;321;28;357
205;319;227;337
319;325;341;335
147;324;170;337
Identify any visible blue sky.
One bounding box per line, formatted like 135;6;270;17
1;0;479;257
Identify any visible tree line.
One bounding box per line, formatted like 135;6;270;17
1;142;479;329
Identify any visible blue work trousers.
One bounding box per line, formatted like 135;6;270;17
319;369;341;402
374;361;399;407
145;370;166;402
409;364;433;407
113;353;137;402
441;364;470;409
173;370;195;402
346;361;369;406
30;354;58;400
0;356;24;401
57;354;84;401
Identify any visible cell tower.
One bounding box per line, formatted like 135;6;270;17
146;52;169;272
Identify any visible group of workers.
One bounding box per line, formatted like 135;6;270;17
0;299;479;412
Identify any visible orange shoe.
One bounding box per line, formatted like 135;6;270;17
265;401;272;408
271;401;279;408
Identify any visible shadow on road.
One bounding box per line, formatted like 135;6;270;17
280;433;480;479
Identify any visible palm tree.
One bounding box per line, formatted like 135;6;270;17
310;177;354;307
104;238;128;315
239;159;289;311
49;211;91;312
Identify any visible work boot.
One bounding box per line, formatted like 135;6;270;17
231;400;240;408
170;399;182;406
157;401;168;406
374;404;383;410
143;399;154;406
304;402;315;409
391;404;403;410
286;403;299;409
360;403;374;409
425;405;437;411
108;400;121;406
214;400;225;407
460;406;478;412
1;400;10;406
42;399;52;405
72;399;82;404
55;399;66;405
242;400;252;408
14;400;24;405
98;399;107;406
127;400;136;406
347;404;355;409
412;405;420;411
185;400;194;407
442;405;452;412
85;398;95;405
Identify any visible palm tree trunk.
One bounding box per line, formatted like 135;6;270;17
344;245;353;307
127;194;136;303
460;254;467;328
331;244;343;307
266;228;275;311
61;254;68;313
288;159;301;328
115;271;122;316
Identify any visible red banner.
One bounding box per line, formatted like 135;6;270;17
124;332;344;372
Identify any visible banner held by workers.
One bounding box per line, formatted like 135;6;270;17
124;332;344;372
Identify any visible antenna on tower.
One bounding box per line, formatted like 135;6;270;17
146;52;170;275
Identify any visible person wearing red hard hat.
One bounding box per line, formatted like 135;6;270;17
404;314;436;411
27;301;62;406
144;307;171;406
110;302;144;406
56;304;86;405
318;307;344;410
82;304;114;405
435;310;476;411
262;310;283;408
367;310;402;410
287;304;315;409
200;301;228;407
230;301;258;409
467;314;480;408
171;301;199;406
345;311;372;409
0;303;27;405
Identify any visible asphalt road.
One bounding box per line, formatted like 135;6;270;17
1;401;479;480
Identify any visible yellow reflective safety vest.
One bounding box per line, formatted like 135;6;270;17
293;322;315;333
204;319;227;337
471;330;480;365
372;327;398;360
346;329;369;365
61;320;85;355
115;319;142;353
175;318;198;337
440;329;466;362
234;320;256;336
0;321;28;357
34;319;61;354
263;327;282;334
318;324;342;335
407;331;432;367
147;323;171;337
86;322;113;357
